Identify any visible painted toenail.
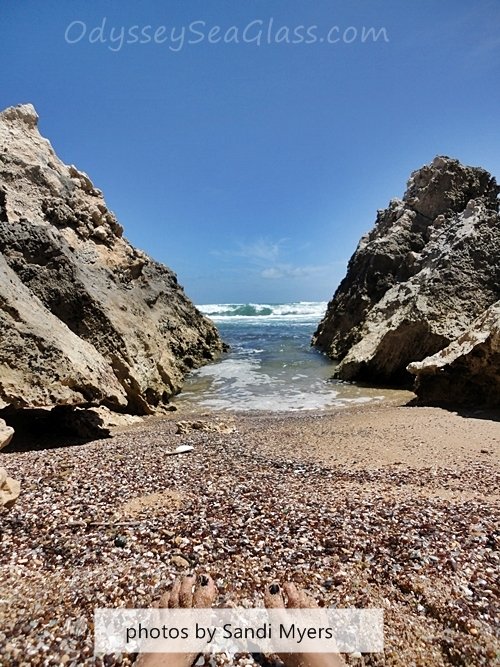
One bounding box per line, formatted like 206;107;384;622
269;584;280;594
199;575;209;586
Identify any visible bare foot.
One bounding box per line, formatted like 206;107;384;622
264;582;346;667
136;573;217;667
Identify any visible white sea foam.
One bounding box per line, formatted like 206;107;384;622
179;355;386;412
194;358;273;388
186;387;381;413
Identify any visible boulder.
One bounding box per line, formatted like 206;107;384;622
0;467;20;509
408;301;500;407
313;156;500;384
0;104;223;416
0;418;14;450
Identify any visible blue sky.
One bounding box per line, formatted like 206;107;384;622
1;1;499;303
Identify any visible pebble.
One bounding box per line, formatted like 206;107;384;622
171;555;191;568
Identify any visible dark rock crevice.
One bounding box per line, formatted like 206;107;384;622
0;406;111;452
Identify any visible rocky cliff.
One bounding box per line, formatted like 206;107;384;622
0;104;223;418
408;300;500;407
313;156;500;385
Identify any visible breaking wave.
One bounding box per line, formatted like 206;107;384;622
198;301;327;321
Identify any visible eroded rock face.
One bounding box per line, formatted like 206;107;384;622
313;156;500;384
0;104;223;415
408;301;500;407
0;252;127;410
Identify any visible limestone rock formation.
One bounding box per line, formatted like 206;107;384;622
0;466;20;509
313;156;500;384
0;104;223;417
0;418;14;450
408;301;500;407
0;419;19;508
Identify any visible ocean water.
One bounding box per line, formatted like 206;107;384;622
175;302;402;413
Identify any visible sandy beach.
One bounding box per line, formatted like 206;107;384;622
0;400;498;666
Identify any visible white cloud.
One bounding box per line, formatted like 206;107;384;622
210;237;348;287
237;238;287;262
261;267;284;279
209;237;288;263
260;263;335;280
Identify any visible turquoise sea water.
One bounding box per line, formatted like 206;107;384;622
176;302;403;412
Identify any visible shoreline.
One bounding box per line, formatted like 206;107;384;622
1;401;498;665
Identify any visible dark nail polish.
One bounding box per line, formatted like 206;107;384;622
269;583;280;595
199;575;209;586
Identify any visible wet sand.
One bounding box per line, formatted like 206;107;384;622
0;401;499;666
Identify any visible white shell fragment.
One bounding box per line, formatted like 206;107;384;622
165;444;194;456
